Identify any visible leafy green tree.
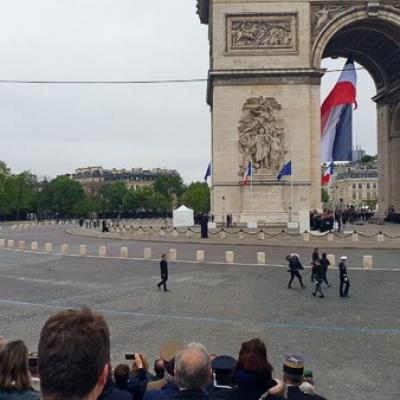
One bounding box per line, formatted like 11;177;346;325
153;175;185;198
361;155;375;163
39;176;86;217
1;172;38;219
101;182;128;214
180;182;210;213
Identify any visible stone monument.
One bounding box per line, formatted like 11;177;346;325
197;0;400;224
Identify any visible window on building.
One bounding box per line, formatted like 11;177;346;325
373;183;376;189
353;193;356;200
358;183;362;189
367;183;370;189
352;183;356;189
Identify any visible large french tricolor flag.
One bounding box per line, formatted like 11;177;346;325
321;57;357;163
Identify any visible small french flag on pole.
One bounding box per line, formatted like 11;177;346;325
321;162;334;185
241;161;252;186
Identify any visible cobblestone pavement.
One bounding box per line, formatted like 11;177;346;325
0;248;399;400
1;225;400;269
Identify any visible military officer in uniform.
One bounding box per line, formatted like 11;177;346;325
282;355;314;399
286;254;305;289
339;256;350;297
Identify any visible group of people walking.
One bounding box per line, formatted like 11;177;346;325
286;248;350;298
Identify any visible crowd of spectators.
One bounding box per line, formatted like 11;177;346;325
0;308;327;400
310;206;376;232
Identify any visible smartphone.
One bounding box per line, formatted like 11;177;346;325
125;353;136;360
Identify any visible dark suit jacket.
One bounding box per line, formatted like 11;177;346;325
160;259;168;278
286;386;316;400
174;389;219;399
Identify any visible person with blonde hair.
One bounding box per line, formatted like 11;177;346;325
0;340;40;400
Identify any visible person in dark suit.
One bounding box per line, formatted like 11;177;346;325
339;256;350;297
157;254;170;292
320;253;331;287
311;248;319;282
286;254;305;289
311;260;325;298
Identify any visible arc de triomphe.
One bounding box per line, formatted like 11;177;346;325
197;0;400;225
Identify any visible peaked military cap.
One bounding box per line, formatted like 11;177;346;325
283;354;305;376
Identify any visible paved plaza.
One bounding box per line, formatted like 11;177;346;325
0;225;400;400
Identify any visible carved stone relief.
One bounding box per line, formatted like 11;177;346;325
238;97;286;177
227;14;297;54
311;5;347;40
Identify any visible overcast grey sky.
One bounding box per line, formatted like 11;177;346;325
0;0;376;183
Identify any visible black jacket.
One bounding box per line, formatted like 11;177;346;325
338;261;348;278
98;377;132;400
320;258;330;275
286;386;316;400
288;258;303;272
173;389;216;399
217;370;284;400
160;259;168;277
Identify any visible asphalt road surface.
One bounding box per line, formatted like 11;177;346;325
0;241;399;400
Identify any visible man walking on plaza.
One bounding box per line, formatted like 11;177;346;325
287;254;305;289
157;254;170;292
311;259;325;298
338;256;350;297
320;252;332;287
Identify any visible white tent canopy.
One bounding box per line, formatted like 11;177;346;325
173;205;194;227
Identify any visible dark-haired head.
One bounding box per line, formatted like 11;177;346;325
234;338;273;382
0;340;31;391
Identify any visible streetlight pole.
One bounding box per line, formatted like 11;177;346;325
222;196;225;227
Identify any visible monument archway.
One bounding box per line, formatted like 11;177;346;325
197;1;400;224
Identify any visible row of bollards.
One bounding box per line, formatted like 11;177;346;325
0;238;374;268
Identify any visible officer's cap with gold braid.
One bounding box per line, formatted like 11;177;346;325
283;354;305;376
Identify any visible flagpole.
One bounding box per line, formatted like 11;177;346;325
290;170;293;223
250;161;253;224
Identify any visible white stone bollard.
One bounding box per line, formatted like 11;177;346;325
196;250;205;263
0;239;5;247
169;248;177;261
172;229;179;237
257;252;266;265
61;244;69;254
160;229;166;237
225;251;234;264
377;233;384;243
7;239;14;248
363;255;373;269
186;230;192;238
352;232;359;242
18;240;25;251
79;245;87;256
45;242;53;252
220;230;226;239
144;247;152;260
258;231;265;240
303;232;310;242
31;241;38;251
327;254;336;267
238;231;245;239
23;224;28;230
327;233;334;242
120;247;128;258
98;246;107;257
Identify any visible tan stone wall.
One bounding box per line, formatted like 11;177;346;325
212;82;320;224
212;0;311;71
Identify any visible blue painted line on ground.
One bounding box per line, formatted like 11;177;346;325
1;298;399;336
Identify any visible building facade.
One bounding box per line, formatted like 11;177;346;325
328;166;378;209
72;166;179;195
